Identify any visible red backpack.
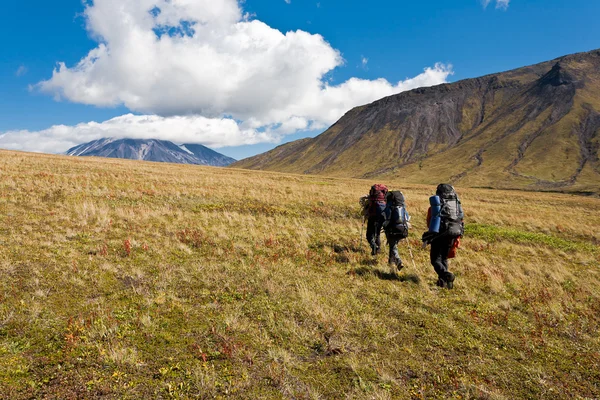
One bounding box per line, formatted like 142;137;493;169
368;184;388;216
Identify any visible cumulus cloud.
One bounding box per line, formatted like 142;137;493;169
482;0;510;10
0;114;272;154
25;0;452;153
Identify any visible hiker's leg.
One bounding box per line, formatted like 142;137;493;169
366;217;377;254
374;215;385;251
386;233;397;263
386;233;404;269
432;237;455;287
430;238;446;277
393;237;403;267
440;237;454;282
366;217;375;243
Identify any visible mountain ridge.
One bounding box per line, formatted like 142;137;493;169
234;49;600;194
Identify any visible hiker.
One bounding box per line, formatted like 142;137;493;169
422;184;464;289
362;184;388;255
382;190;411;272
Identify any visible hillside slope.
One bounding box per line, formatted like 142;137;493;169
235;49;600;194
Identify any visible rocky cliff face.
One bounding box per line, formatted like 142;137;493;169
234;49;600;194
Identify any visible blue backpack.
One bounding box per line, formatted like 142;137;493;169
384;191;410;238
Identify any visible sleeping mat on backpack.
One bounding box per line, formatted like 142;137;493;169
429;195;441;233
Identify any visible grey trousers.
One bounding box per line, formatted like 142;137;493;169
385;232;404;265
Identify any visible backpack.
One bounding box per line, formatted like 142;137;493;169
368;184;388;217
359;195;370;218
384;191;410;238
436;184;464;238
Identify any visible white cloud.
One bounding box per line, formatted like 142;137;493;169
27;0;452;153
0;114;272;154
285;0;291;3
482;0;510;10
15;66;28;77
496;0;510;9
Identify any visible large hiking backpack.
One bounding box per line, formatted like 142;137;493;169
359;195;370;218
436;184;464;238
385;191;410;238
368;184;388;217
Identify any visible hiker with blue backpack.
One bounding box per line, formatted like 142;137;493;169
422;184;464;289
382;190;411;272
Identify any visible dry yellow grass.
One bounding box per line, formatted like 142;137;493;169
0;149;599;399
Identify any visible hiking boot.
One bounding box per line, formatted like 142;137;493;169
445;272;455;289
388;255;403;269
370;241;379;256
436;277;445;288
395;260;404;271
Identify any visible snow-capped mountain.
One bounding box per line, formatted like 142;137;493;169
66;138;236;166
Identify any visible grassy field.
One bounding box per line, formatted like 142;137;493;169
1;149;599;399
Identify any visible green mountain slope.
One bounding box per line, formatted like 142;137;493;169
234;49;600;194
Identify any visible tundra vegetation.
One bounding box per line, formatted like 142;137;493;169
0;149;599;399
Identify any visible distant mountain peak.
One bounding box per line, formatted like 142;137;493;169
66;138;236;167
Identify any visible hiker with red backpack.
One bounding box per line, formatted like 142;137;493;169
382;191;411;272
362;184;388;255
422;184;464;289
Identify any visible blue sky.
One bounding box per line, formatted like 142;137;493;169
1;0;599;160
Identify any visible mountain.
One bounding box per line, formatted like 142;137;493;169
234;49;600;194
67;138;236;166
178;143;237;167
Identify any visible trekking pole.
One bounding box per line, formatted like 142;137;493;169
405;238;417;270
359;217;366;251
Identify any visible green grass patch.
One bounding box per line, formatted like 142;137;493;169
466;223;598;253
